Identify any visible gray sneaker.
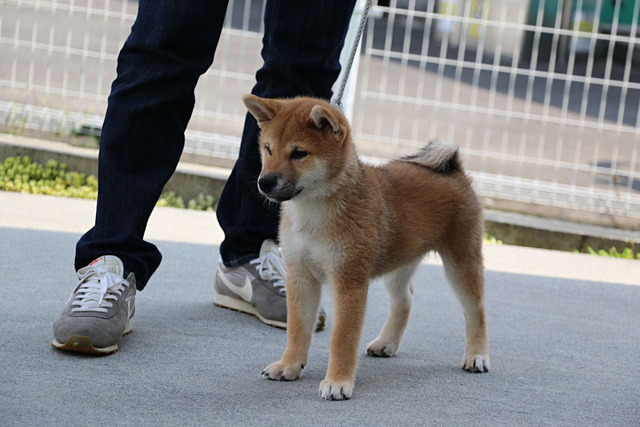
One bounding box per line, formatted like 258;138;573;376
214;239;326;331
52;255;136;355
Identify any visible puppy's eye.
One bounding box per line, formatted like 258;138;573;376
290;150;308;160
265;145;272;156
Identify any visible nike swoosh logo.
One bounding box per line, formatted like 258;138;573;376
218;273;253;302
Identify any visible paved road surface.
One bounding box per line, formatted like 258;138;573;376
1;191;639;425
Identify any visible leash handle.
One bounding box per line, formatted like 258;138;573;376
333;0;372;112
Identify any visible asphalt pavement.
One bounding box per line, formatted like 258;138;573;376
1;191;639;426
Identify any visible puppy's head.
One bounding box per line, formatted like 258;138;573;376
242;94;352;203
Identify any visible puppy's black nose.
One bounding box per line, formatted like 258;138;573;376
258;175;278;194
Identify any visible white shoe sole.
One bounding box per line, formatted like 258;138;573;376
51;320;132;355
213;294;287;329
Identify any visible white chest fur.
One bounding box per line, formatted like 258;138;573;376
280;201;343;284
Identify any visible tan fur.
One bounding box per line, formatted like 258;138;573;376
243;94;490;401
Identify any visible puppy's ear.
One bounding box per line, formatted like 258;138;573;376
242;94;277;128
310;105;344;142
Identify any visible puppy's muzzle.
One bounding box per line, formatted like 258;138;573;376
258;174;279;194
258;174;302;202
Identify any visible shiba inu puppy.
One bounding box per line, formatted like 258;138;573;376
243;94;489;401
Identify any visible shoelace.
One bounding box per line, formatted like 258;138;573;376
70;266;130;313
250;252;286;294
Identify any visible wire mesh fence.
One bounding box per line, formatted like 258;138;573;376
1;0;639;226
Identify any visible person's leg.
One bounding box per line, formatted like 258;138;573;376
54;0;231;354
216;0;357;267
213;0;356;330
76;0;229;289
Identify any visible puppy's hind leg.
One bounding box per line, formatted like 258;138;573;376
366;261;419;357
440;243;490;373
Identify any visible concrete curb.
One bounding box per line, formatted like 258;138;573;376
2;133;639;256
484;210;639;254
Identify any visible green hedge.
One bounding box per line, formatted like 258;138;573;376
1;156;215;211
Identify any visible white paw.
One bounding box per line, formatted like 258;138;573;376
461;354;490;373
262;361;304;381
319;378;354;400
366;338;399;357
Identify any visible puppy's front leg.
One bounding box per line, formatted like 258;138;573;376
319;277;368;400
262;268;321;381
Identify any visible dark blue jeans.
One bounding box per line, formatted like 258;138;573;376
75;0;356;289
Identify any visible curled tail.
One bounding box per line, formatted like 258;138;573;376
401;139;461;173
